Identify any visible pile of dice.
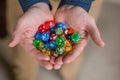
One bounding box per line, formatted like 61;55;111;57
33;20;81;56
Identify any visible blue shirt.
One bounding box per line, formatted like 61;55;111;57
19;0;93;12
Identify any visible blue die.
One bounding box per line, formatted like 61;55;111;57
50;26;57;33
40;32;50;41
34;32;41;40
57;22;66;31
49;41;56;50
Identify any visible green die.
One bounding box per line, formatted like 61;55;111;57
71;32;81;43
56;47;64;55
55;37;65;47
33;39;41;49
55;28;63;35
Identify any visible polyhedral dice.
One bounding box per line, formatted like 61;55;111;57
55;37;65;47
64;29;69;35
33;21;81;56
40;32;50;42
49;41;56;50
50;34;57;41
33;39;44;49
65;34;71;41
68;28;75;35
34;32;41;40
33;39;41;49
39;41;44;48
55;28;63;35
43;42;49;49
56;47;64;55
38;24;47;33
40;48;46;53
45;20;55;28
71;32;81;42
40;48;51;56
50;26;56;33
64;40;72;53
46;49;51;56
57;22;66;31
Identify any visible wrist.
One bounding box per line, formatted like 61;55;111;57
58;5;74;10
19;0;52;12
58;5;86;13
58;0;94;12
31;3;50;11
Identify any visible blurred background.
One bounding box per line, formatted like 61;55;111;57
0;0;120;80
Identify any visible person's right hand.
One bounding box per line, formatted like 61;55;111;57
9;3;54;70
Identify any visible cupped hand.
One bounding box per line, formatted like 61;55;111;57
9;3;54;70
54;5;105;68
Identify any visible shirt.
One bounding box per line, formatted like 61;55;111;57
19;0;93;12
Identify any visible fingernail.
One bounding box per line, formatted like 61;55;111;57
46;66;53;70
56;61;63;65
53;64;61;70
50;57;55;64
100;41;105;47
54;66;61;70
9;43;13;47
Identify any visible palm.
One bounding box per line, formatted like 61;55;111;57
17;7;53;53
54;6;105;65
9;4;54;70
19;8;53;53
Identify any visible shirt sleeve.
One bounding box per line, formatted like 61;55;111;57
58;0;94;12
19;0;52;12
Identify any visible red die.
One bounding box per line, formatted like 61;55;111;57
38;24;47;33
50;34;57;41
45;20;55;29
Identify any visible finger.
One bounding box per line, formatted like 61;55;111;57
9;33;21;47
55;56;63;65
9;22;24;47
19;38;50;61
63;39;87;64
52;52;59;57
88;23;105;47
54;15;65;23
39;60;53;70
53;64;62;70
50;56;55;64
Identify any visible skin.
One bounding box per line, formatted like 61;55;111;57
53;5;105;69
9;3;54;70
9;3;105;70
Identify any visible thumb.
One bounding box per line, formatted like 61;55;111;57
9;32;22;47
88;23;105;47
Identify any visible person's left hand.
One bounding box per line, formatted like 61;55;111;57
53;5;105;69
